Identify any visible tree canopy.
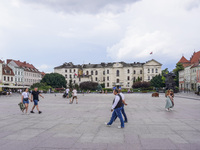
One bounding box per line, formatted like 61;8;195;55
150;74;165;88
173;62;184;86
41;73;66;88
79;81;98;90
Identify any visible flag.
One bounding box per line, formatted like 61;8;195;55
150;52;153;55
75;73;78;76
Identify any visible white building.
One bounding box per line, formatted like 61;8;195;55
7;59;42;86
54;59;162;89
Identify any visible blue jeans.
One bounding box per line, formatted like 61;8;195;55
107;107;124;128
114;104;128;122
33;100;38;106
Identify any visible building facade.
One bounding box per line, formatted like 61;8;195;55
178;51;200;92
54;59;162;89
7;59;42;86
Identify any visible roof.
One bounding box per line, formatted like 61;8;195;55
190;51;200;64
7;59;40;73
178;56;190;63
54;60;160;70
2;65;15;76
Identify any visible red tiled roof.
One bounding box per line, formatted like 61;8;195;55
178;56;190;63
190;51;200;64
7;59;40;73
2;65;15;76
41;72;46;76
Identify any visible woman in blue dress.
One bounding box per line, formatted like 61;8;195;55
165;90;173;111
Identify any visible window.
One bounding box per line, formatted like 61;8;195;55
107;70;109;74
70;75;72;78
116;70;120;76
107;76;109;81
8;77;9;81
74;74;76;78
74;80;76;84
65;70;67;73
70;69;71;73
152;69;154;73
156;68;158;73
74;69;76;72
95;71;98;75
127;76;130;81
79;78;81;82
133;70;136;74
91;71;93;75
4;76;6;81
127;69;130;74
148;76;150;81
107;83;109;87
86;71;89;75
117;79;120;83
103;71;105;75
148;69;150;73
65;75;67;78
133;77;136;82
140;70;142;74
96;77;98;81
103;77;105;81
140;77;142;81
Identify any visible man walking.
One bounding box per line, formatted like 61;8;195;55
30;87;44;114
105;89;124;129
66;88;69;98
71;88;78;104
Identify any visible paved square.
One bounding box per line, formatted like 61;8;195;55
0;93;200;150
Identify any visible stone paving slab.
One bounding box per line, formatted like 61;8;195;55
0;93;200;150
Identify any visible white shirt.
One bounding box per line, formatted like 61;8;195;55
22;92;29;99
66;89;69;93
73;89;77;96
119;92;125;101
112;95;120;110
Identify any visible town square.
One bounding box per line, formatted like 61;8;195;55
1;0;200;150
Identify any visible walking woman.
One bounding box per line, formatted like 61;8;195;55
165;90;173;111
69;89;73;104
21;88;31;114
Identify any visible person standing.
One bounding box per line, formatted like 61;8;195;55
66;88;69;98
72;88;78;104
165;90;173;111
105;89;124;129
21;88;31;114
170;90;174;109
69;89;73;104
30;87;44;114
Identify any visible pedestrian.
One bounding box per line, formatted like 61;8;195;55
66;88;69;98
105;89;124;129
69;89;73;104
170;90;174;109
114;88;128;123
72;88;78;104
21;88;31;114
165;90;173;111
30;87;44;114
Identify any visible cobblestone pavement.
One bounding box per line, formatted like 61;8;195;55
0;93;200;150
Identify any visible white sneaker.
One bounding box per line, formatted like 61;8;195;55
118;126;124;129
105;122;111;127
170;108;173;111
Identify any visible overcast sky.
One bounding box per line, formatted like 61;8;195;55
0;0;200;73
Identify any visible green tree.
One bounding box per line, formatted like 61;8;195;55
150;74;165;88
97;84;102;91
173;62;184;86
161;68;169;86
41;73;66;88
68;79;73;89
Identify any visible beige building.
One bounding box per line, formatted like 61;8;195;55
54;59;162;89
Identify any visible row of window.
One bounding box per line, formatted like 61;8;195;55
65;69;76;73
148;68;158;73
4;76;13;82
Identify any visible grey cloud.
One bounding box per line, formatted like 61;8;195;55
22;0;140;14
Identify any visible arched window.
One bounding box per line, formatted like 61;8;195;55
96;77;98;81
127;76;130;81
148;69;150;73
156;68;158;73
116;70;120;76
95;70;98;75
140;70;142;74
91;70;93;75
86;71;89;75
133;70;136;74
127;69;130;74
117;79;120;83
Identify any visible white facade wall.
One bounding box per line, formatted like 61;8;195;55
0;63;2;83
24;71;42;86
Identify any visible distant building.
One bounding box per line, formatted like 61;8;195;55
54;59;162;89
7;59;42;86
178;51;200;91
